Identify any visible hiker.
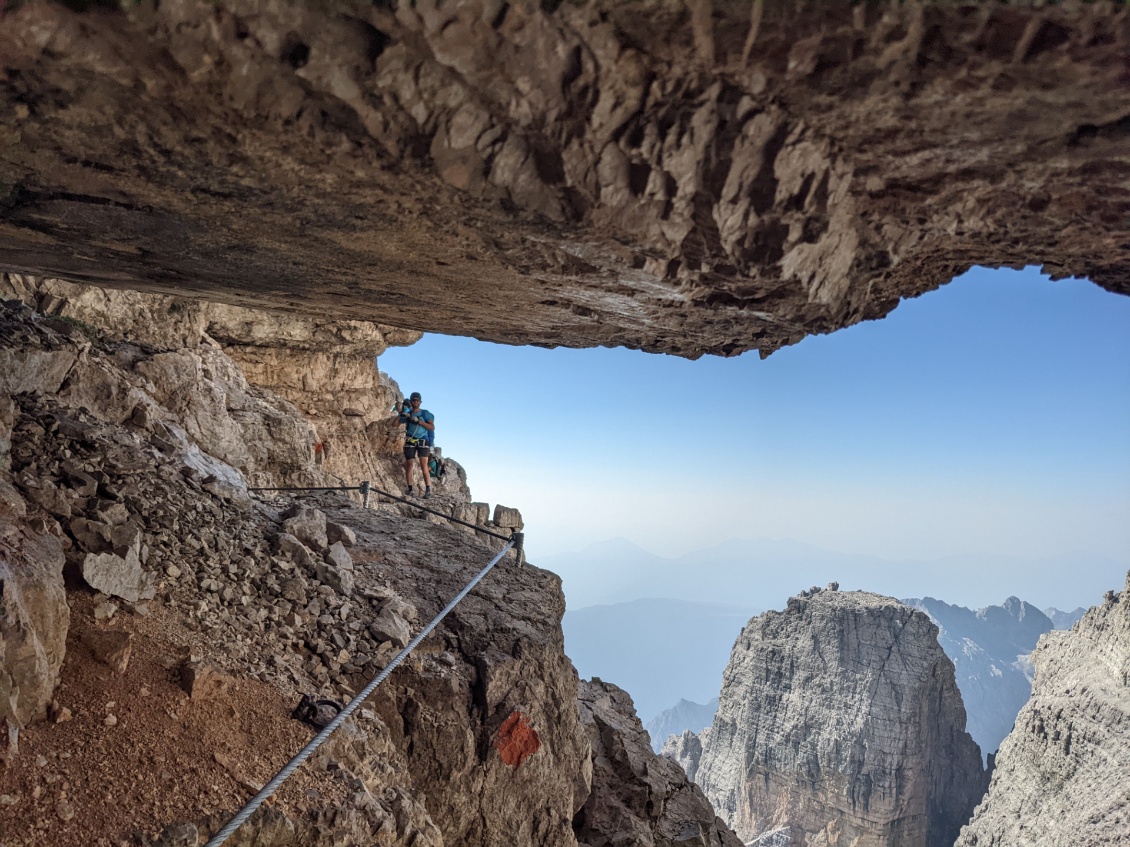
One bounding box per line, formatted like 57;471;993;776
399;392;435;498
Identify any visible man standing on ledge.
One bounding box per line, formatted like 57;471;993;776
399;392;435;498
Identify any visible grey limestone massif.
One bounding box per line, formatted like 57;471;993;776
691;586;986;847
955;573;1130;847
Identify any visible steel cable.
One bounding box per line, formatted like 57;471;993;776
202;538;516;847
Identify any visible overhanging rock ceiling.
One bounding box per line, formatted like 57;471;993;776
1;0;1127;358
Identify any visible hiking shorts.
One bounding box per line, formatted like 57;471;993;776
404;444;431;460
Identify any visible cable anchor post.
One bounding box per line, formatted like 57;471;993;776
360;480;371;508
512;531;524;566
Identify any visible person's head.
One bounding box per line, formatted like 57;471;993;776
409;392;422;407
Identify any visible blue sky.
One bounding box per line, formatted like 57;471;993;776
380;267;1130;606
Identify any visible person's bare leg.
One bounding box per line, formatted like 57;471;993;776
404;458;415;491
419;456;432;491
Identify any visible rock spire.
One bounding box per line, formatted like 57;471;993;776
692;587;986;846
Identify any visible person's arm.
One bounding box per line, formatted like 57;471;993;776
420;413;435;432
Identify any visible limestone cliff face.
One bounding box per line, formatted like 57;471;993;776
694;587;986;847
0;273;436;496
955;573;1130;847
2;1;1127;357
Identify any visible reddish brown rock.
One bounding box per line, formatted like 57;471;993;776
79;630;133;675
179;661;234;701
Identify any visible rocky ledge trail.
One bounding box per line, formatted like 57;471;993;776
0;291;740;847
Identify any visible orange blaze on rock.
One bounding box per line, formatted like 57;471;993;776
495;710;541;769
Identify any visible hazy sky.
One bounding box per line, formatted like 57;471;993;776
380;266;1130;603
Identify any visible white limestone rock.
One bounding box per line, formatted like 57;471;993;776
695;588;986;847
955;572;1130;847
81;549;155;604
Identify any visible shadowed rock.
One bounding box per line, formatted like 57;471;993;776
1;2;1126;358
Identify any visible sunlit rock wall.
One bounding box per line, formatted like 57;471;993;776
694;587;986;846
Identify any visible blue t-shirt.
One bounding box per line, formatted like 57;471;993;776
402;409;433;442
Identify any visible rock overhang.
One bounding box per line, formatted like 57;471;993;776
0;0;1127;358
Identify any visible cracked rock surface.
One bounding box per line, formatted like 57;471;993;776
688;586;987;847
955;573;1130;847
574;679;742;847
2;1;1127;357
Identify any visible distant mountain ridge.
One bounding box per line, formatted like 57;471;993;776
540;536;1124;613
902;596;1056;759
1042;606;1086;629
645;698;718;754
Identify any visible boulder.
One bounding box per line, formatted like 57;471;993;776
80;630;133;675
81;549;155;604
381;596;418;623
69;517;113;554
179;661;234;701
281;504;328;551
492;505;523;531
368;608;411;649
89;499;130;526
20;479;75;519
463;502;490;526
326;521;356;548
273;532;315;567
324;541;353;572
315;562;355;597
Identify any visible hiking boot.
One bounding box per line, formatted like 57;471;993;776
406;486;414;497
423;488;432;499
